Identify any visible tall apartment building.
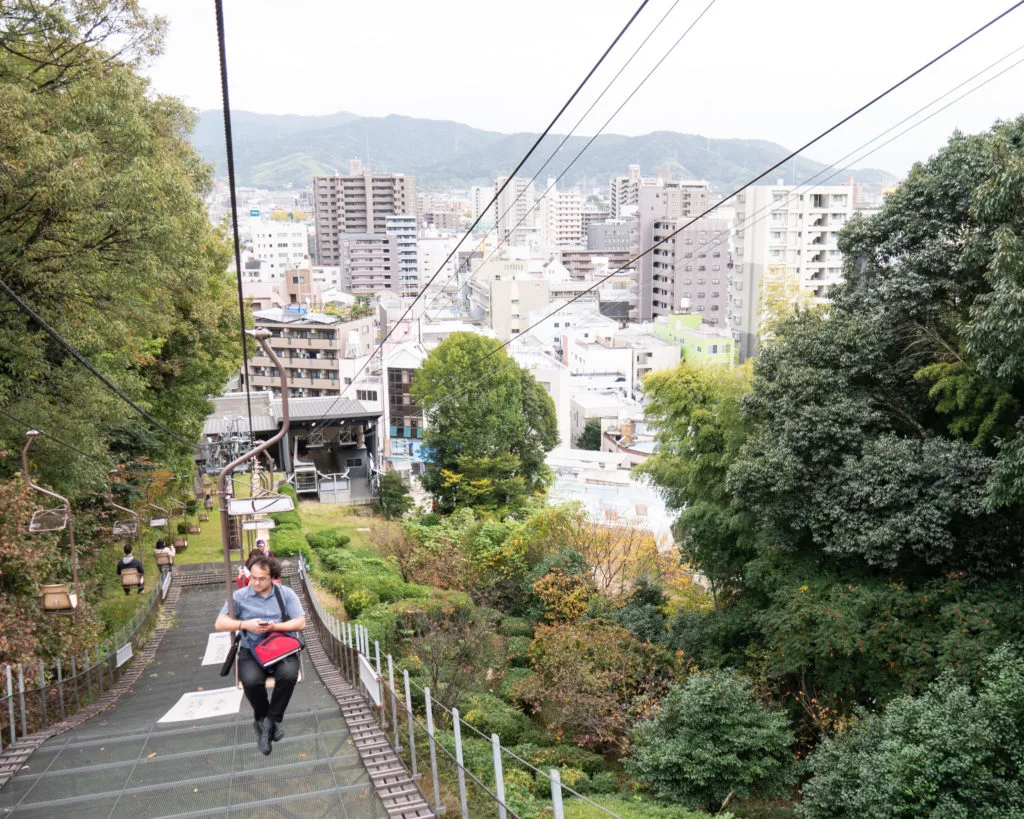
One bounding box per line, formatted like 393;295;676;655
537;183;584;249
636;180;713;320
470;184;495;223
495;176;536;244
649;215;732;325
609;164;655;218
313;164;416;266
386;215;419;297
339;234;395;295
729;184;855;361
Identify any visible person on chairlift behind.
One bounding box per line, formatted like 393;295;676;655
117;543;145;594
237;539;275;588
215;556;305;755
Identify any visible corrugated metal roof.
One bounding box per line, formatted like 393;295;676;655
202;416;278;435
271;396;379;422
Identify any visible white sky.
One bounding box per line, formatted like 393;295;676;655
139;0;1024;178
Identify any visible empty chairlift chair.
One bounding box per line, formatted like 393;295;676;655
22;431;80;613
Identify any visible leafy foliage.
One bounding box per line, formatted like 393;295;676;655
575;417;602;450
0;0;242;495
800;645;1024;818
627;671;796;811
412;334;557;513
374;471;413;519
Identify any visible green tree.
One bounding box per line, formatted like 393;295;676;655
412;333;557;512
800;645;1024;819
0;0;241;495
626;670;796;812
636;363;753;600
575;417;602;450
375;470;413;519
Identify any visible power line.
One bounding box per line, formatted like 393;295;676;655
0;275;194;448
310;0;654;430
423;0;718;320
437;0;1024;384
420;0;700;320
214;0;256;442
411;22;1024;420
0;406;98;461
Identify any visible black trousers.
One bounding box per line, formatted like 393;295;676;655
237;647;299;723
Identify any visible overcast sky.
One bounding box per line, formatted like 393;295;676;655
139;0;1024;179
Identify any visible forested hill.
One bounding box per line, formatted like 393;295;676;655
193;110;897;194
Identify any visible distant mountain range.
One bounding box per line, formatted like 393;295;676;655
192;110;898;196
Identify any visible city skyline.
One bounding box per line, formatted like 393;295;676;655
139;0;1024;177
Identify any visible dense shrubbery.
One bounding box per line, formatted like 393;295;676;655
627;671;796;811
799;645;1024;818
306;528;350;552
462;692;532;743
269;527;309;559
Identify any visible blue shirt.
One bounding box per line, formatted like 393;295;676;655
219;583;305;650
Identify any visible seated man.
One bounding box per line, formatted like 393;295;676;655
116;544;145;595
215;556;305;755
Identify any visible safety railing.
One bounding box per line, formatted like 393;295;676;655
298;557;622;819
0;571;171;751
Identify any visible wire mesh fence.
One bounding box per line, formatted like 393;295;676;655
298;556;623;819
0;573;166;751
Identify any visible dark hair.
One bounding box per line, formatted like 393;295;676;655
155;539;165;550
123;543;133;555
248;555;282;580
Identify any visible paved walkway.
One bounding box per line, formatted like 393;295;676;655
0;585;387;818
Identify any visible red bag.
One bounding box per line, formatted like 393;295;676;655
250;585;304;669
252;632;303;669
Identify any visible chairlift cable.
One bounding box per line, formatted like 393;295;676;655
0;276;194;448
432;0;1024;385
310;0;656;430
214;0;257;446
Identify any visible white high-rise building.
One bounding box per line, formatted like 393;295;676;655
537;181;584;249
730;184;855;361
248;219;309;279
495;176;535;244
386;214;419;297
470;184;496;224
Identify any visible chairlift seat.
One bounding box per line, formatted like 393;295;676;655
112;521;138;537
29;507;68;532
41;584;78;612
149;517;168;528
236;648;304;690
154;550;175;567
198;512;210;522
120;567;143;590
187;524;201;534
173;536;188;551
169;506;185;517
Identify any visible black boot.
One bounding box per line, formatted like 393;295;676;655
257;716;273;755
255;718;282;742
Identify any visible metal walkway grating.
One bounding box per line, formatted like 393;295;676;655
0;585;388;818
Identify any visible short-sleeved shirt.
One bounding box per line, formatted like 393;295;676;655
219;583;304;650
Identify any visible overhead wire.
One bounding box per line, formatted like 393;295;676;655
214;0;256;444
309;0;655;430
412;27;1024;417
0;276;195;448
422;0;719;321
0;406;98;461
419;0;701;320
417;0;1024;397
